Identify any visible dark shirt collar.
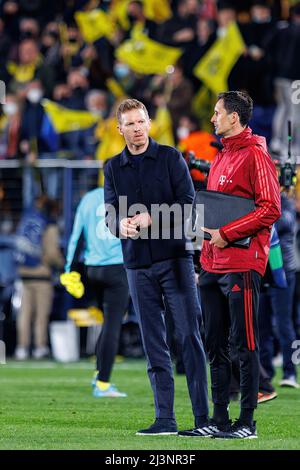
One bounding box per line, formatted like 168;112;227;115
120;138;159;166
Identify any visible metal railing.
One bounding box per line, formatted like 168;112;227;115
0;159;104;248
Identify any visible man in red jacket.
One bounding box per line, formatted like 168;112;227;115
181;91;281;439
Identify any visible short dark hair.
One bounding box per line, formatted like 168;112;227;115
217;91;253;126
116;99;149;124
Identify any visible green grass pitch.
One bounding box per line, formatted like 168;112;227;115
0;359;299;450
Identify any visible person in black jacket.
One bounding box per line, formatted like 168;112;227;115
104;98;209;437
259;190;299;388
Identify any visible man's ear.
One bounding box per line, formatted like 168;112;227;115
117;125;123;136
231;111;239;125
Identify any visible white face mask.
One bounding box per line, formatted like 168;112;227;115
3;102;18;116
177;126;190;140
114;63;130;79
27;88;43;103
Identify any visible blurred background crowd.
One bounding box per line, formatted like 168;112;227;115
0;0;299;383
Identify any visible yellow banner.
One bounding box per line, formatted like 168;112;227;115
143;0;172;22
42;99;100;133
110;0;171;30
150;107;174;146
115;25;182;75
75;9;115;43
193;22;245;95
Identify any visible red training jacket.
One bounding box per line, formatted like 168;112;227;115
200;127;281;276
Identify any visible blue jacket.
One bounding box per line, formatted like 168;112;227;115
104;138;194;269
65;188;123;271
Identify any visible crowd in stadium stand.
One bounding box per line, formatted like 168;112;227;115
0;0;299;161
0;0;299;387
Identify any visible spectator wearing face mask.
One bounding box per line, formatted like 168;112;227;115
20;80;61;204
19;17;40;41
63;68;89;110
20;80;51;160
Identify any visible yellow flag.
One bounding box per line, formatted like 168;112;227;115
193;22;245;95
143;0;172;22
75;9;115;43
42;99;100;133
150;107;174;146
110;0;171;29
115;25;182;75
106;78;126;99
110;0;131;30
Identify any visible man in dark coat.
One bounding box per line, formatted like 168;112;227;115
104;98;210;436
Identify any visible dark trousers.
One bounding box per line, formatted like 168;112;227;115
126;257;209;420
199;269;261;410
87;265;129;382
230;351;275;394
259;270;296;379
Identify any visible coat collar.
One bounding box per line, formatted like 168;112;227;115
120;138;159;166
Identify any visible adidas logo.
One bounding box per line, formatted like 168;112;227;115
231;284;241;292
232;427;257;439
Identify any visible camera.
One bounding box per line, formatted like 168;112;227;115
278;121;297;189
279;162;297;189
186;151;211;175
